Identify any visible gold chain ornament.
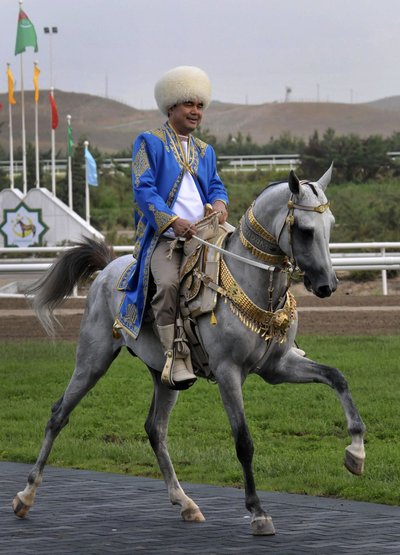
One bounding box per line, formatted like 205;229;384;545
219;259;296;342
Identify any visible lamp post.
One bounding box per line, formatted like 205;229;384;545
43;26;58;88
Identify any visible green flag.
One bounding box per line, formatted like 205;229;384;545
15;9;38;55
67;121;74;156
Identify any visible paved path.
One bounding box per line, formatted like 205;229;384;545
2;462;400;554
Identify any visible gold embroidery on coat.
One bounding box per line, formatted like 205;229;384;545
132;140;150;186
165;123;199;176
193;137;208;158
167;172;184;206
149;127;169;151
148;203;175;232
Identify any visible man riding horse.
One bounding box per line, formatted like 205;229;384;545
118;66;229;390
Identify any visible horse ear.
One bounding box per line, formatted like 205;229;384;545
288;170;301;195
317;162;334;191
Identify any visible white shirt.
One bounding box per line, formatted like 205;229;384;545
163;137;204;238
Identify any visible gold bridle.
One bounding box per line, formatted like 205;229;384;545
240;185;331;270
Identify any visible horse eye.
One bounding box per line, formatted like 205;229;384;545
297;227;314;239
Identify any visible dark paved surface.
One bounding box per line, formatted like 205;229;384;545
1;462;400;554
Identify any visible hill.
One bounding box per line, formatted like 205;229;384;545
1;90;400;154
0;90;163;155
364;96;400;112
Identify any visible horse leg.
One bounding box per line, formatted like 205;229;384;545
217;367;275;536
13;336;120;518
145;368;205;522
264;353;366;475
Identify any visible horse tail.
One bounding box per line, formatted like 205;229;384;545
26;237;116;336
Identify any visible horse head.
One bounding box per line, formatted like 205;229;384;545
285;164;337;297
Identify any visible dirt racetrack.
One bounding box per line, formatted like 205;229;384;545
0;276;399;341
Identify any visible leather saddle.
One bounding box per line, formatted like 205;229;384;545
178;214;235;377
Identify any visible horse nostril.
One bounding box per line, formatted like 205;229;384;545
316;285;332;298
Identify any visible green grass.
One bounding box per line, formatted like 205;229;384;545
1;337;399;504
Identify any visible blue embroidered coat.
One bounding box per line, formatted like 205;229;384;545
117;122;229;338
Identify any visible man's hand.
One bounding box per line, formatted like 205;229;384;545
212;200;228;224
171;217;197;239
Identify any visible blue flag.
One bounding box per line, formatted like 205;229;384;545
85;146;98;186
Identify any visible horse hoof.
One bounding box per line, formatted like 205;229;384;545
344;447;365;475
251;515;276;536
181;507;206;522
12;495;31;518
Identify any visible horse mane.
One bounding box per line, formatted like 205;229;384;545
258;180;286;196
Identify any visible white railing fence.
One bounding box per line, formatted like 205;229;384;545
218;154;300;172
2;152;399;175
0;243;399;296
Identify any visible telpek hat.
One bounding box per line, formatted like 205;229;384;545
154;66;212;116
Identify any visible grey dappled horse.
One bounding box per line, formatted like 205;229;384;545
13;168;365;536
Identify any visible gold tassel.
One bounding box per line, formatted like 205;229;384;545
112;321;122;339
112;328;121;339
210;310;217;325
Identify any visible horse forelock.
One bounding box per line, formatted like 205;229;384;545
301;181;318;196
295;180;329;207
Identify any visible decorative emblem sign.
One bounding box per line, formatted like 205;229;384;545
0;202;49;247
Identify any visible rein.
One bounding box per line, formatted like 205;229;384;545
194;185;329;275
182;177;332;355
188;185;329;343
191;234;281;272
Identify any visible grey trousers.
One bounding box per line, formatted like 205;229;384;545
150;237;184;326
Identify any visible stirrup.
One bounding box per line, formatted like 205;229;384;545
161;349;175;388
161;350;196;391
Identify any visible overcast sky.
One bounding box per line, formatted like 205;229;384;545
1;0;399;110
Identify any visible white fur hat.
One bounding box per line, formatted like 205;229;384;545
154;66;212;116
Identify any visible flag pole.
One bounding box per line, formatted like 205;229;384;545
67;114;73;210
34;61;40;188
50;87;56;195
16;0;38;193
84;140;90;224
8;102;15;190
7;63;15;190
20;43;27;194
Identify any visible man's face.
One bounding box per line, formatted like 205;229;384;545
168;99;204;135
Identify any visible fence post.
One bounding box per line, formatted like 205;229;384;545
381;247;388;295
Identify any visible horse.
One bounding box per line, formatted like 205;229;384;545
16;218;36;238
12;167;366;536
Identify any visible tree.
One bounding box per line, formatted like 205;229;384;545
300;129;395;183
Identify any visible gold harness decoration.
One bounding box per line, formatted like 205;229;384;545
287;198;330;214
182;184;330;348
183;203;298;344
219;259;297;343
247;203;278;244
239;203;289;267
239;223;289;266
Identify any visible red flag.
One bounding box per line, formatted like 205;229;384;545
49;92;58;130
0;103;3;111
